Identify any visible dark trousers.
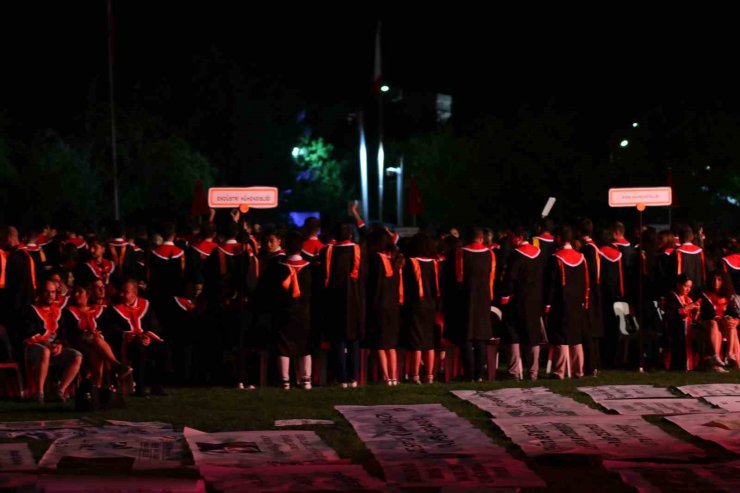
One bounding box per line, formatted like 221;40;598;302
461;340;486;380
333;340;359;384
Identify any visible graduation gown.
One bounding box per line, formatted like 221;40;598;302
653;248;675;300
263;257;312;357
402;257;438;350
186;240;219;286
545;247;589;345
300;237;325;263
664;291;696;371
501;243;546;345
77;259;116;288
148;242;186;301
105;239;142;284
580;238;604;338
722;253;740;294
533;233;555;260
448;243;495;344
365;252;401;349
23;303;66;346
669;243;706;296
109;297;164;384
319;242;364;342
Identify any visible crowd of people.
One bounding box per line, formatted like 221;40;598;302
0;204;739;403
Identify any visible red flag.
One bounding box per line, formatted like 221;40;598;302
407;176;424;216
191;179;209;216
372;22;383;95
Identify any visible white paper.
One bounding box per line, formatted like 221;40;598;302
184;428;340;468
0;443;35;471
494;415;704;460
578;385;677;402
702;396;740;412
274;419;335;427
453;388;602;418
676;384;740;398
598;398;718;415
0;419;92;430
665;412;740;455
603;460;740;493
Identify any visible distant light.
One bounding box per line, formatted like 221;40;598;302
705;165;711;171
292;147;300;158
380;85;390;93
620;140;629;148
632;122;639;128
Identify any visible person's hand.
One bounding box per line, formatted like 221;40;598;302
209;208;216;223
140;335;151;347
230;209;240;223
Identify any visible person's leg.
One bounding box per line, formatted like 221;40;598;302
569;344;585;378
461;342;474;380
723;318;740;366
278;356;290;388
26;344;50;400
377;349;389;382
388;349;398;383
297;354;312;388
474;341;486;380
550;345;568;379
526;344;541;380
333;341;348;384
424;349;435;383
347;340;360;385
57;349;83;394
703;320;724;366
507;343;522;378
411;350;422;383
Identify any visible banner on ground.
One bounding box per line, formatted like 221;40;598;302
603;460;740;493
200;464;385;492
336;404;543;488
452;388;602;418
105;420;174;430
0;443;35;471
39;431;184;470
37;477;207;493
493;415;704;460
702;396;740;412
676;384;740;398
184;428;340;468
0;419;91;430
665;412;740;455
578;385;676;402
598;398;718;415
274;419;335;427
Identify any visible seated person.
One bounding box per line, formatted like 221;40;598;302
700;271;739;369
23;279;82;402
109;279;166;396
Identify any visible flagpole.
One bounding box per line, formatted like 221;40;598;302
107;0;120;220
375;22;384;223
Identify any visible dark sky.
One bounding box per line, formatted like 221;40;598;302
1;3;737;136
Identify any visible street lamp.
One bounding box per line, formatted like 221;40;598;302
385;160;404;226
620;139;629;148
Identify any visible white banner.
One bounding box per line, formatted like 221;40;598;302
200;464;385;492
39;431;184;470
105;420;174;430
578;385;677;402
274;419;335;427
676;384;740;398
184;428;340;468
702;396;740;412
38;477;206;493
0;428;90;441
665;412;740;455
453;388;602;418
0;443;35;471
493;415;704;460
598;398;718;415
336;404;543;488
0;419;91;430
603;460;740;493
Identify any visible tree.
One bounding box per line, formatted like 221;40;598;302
289;136;352;214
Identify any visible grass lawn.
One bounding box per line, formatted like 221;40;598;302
1;370;738;491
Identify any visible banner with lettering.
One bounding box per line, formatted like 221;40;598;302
184;428;341;468
452;388;602;418
578;385;676;402
665;412;740;455
0;443;35;471
676;384;740;398
603;460;740;493
493;415;704;460
702;396;740;412
336;404;544;488
598;398;718;415
39;430;184;470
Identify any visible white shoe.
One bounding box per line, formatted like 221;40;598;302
301;378;312;390
340;383;348;389
349;380;358;388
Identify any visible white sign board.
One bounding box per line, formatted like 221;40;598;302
665;412;740;455
208;187;279;208
676;383;740;398
578;385;677;402
452;388;603;418
598;398;717;415
608;187;672;207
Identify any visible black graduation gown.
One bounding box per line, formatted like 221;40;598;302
669;243;706;296
23;303;67;347
365;252;401;349
319;242;364;343
402;257;438;350
22;245;48;285
448;244;494;344
186;240;219;286
76;259;116;288
663;291;694;371
108;297;164;384
722;253;740;294
262;258;312;357
4;249;36;334
62;304;108;349
615;239;638;303
580;239;604;338
440;250;463;343
599;245;624;339
501;243;546;345
653;248;675;300
148;243;186;302
533;233;556;260
105;240;142;284
545;248;589;345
